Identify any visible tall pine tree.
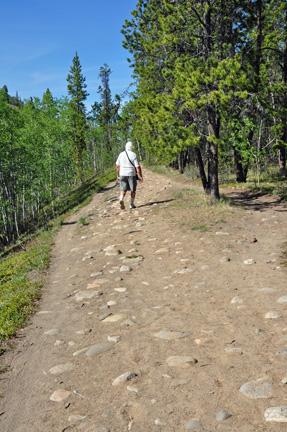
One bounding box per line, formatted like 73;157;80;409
67;52;89;179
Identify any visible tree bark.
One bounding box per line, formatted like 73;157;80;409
195;147;208;191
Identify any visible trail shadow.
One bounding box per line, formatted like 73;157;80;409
226;190;287;212
138;199;174;208
61;221;77;226
99;184;118;193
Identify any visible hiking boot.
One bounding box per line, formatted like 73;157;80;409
130;203;136;209
120;200;125;210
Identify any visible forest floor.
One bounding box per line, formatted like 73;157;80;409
1;167;287;432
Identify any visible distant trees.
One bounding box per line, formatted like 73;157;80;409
0;54;133;249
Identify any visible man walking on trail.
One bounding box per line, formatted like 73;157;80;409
116;141;143;210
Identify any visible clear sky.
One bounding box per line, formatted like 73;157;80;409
0;0;138;110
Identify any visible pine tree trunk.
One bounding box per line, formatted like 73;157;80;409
195;147;208;191
207;104;220;203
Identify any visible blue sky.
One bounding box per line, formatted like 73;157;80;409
0;0;138;110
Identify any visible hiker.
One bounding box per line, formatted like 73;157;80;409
116;141;143;210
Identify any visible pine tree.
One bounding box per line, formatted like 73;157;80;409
66;52;89;179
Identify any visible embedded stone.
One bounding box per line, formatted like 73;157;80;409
239;381;275;399
264;406;287;422
86;343;114;357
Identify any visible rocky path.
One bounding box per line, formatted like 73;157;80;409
1;169;287;432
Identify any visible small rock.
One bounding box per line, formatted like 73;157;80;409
107;335;121;343
167;356;198;367
231;296;243;304
100;313;113;321
244;259;256;264
120;265;132;272
44;329;60;336
155;418;166;426
74;290;102;301
264;406;287;422
225;347;242;354
50;389;71;402
216;410;232;421
73;347;89;356
186;419;203;430
102;314;127;323
76;328;91;335
49;364;75;375
154;248;170;254
278;296;287;303
265;311;282;319
68;415;86;422
114;287;127;292
112;371;137;386
127;385;140;393
173;268;193;275
239;381;275;399
86;343;114;357
219;257;230;263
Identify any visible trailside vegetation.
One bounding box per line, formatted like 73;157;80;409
0;54;131;250
121;0;287;201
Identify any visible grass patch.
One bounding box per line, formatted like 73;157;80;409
0;169;116;345
159;188;239;232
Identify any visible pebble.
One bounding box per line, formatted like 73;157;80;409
85;249;102;255
216;410;232;421
76;328;92;335
102;314;127;323
86;343;114;357
120;265;132;272
107;301;117;306
258;287;276;293
278;296;287;303
68;415;86;422
74;290;102;301
127;385;140;393
219;257;230;263
186;420;203;430
90;271;103;277
105;249;122;256
154;248;170;254
239;381;275;399
225;347;242;354
49;364;76;375
112;371;137;386
44;329;60;336
265;311;282;319
154;331;189;340
107;335;121;343
155;418;166;426
167;356;198;367
100;313;113;321
231;296;244;304
281;377;287;385
73;347;89;356
244;259;256;264
173;268;193;274
264;406;287;422
114;287;127;292
50;389;71;402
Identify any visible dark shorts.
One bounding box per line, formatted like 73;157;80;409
120;175;137;192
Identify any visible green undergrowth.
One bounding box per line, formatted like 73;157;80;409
0;169;116;345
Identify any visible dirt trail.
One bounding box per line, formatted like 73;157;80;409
1;168;287;432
